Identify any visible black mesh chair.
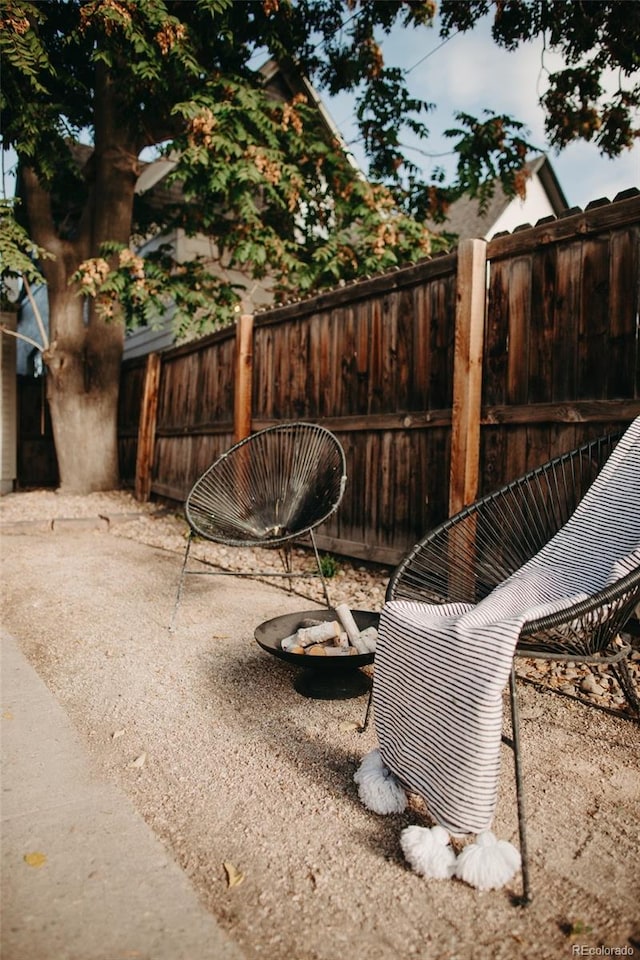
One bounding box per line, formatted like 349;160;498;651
171;422;347;628
385;428;640;903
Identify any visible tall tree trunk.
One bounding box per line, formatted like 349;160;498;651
22;162;129;494
21;62;139;494
44;288;123;493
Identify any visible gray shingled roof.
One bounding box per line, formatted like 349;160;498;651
429;154;569;240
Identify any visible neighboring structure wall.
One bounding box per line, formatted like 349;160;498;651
488;173;557;238
119;191;640;565
428;156;568;242
15;285;48;375
0;312;17;494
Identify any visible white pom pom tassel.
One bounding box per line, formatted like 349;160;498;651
353;749;407;814
454;831;521;891
400;825;457;880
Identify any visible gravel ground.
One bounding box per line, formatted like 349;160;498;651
2;488;637;718
0;488;389;611
1;488;639;960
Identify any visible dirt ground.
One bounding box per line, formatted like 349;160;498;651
1;494;639;960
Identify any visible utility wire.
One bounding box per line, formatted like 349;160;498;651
332;25;461;131
405;29;460;75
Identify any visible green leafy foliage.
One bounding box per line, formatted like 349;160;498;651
70;241;240;335
0;199;53;299
2;0;637;339
445;111;534;212
440;0;640;159
319;553;339;579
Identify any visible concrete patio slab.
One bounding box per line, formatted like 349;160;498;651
1;630;245;960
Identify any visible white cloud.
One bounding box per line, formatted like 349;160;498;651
322;12;639;209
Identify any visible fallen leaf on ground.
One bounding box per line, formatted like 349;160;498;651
23;852;47;868
223;861;245;887
131;753;147;768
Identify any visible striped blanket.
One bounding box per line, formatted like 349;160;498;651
372;418;640;836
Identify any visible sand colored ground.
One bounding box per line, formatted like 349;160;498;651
1;492;639;960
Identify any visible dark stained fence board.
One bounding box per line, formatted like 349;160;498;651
484;265;509;407
528;245;555;404
117;356;146;486
17;375;58;488
578;234;611;400
609;228;639;397
427;275;456;409
551;242;582;401
114;194;639;564
509;256;534;405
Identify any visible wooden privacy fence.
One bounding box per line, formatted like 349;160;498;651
119;191;640;565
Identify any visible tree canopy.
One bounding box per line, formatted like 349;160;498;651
1;0;638;493
3;0;637;329
0;1;531;327
441;0;640;158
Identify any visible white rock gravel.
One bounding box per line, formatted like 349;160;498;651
1;488;639;960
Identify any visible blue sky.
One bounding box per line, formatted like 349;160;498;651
320;11;639;210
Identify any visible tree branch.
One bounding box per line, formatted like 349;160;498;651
0;325;44;353
23;275;49;350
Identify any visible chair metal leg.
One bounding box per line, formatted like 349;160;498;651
508;665;532;905
170;533;193;632
171;529;337;627
359;685;374;733
611;656;640;715
278;545;294;593
310;529;332;608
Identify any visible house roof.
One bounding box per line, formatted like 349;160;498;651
430;154;569;241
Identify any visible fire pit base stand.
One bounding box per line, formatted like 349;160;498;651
294;666;372;700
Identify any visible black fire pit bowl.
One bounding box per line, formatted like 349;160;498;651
254;608;379;700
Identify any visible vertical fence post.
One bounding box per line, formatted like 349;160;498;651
135;351;161;502
449;238;487;517
234;313;254;443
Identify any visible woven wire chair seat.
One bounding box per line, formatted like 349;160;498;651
387;430;640;664
186;423;346;548
171;422;347;627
